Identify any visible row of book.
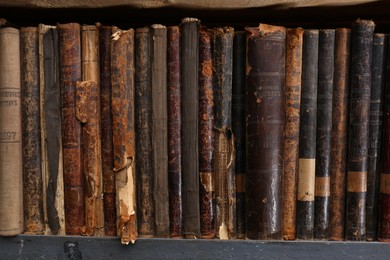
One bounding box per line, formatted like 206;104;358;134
0;17;388;244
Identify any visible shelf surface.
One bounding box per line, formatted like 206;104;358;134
1;235;390;259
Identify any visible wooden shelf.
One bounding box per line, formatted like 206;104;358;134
0;235;389;259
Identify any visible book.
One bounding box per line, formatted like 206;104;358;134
346;19;375;241
58;23;85;235
167;25;183;238
181;17;201;239
20;26;44;235
283;27;303;240
199;27;215;239
99;25;116;236
314;29;335;240
329;28;351;241
213;26;236;240
151;24;169;238
80;24;104;236
134;27;154;237
232;31;246;240
111;27;137;244
366;33;387;241
296;29;319;240
246;24;286;240
0;26;23;236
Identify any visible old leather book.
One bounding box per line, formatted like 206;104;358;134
99;25;116;237
58;23;85;235
346;19;374;241
0;27;23;236
151;24;170;238
21;26;45;235
80;24;104;237
329;28;351;241
296;29;319;240
314;29;335;240
246;24;285;240
39;24;65;235
283;27;303;241
213;26;236;240
232;31;246;240
366;33;387;241
111;27;137;244
135;27;154;238
167;25;183;238
181;18;201;238
199;27;215;239
379;35;390;242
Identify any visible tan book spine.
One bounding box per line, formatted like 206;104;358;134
111;27;137;244
80;25;104;236
0;27;23;236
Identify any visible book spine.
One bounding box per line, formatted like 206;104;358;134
296;29;319;240
314;29;335;240
346;19;375;241
167;26;183;238
379;35;390;242
232;31;246;240
214;26;235;240
80;24;104;236
151;24;169;238
58;23;84;235
135;27;154;237
21;27;44;235
180;18;201;238
99;25;116;236
111;27;137;244
39;25;65;235
0;27;23;236
246;24;286;240
199;28;215;239
283;27;303;240
366;33;387;241
329;28;351;241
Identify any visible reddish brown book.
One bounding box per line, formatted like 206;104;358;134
199;27;215;239
0;27;23;236
58;23;85;235
167;26;183;238
329;28;351;241
283;27;303;240
111;27;137;244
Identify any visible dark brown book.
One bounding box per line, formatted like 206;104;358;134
181;17;201;238
199;27;215;239
111;27;137;244
80;24;104;237
314;29;335;240
296;29;319;240
58;23;85;235
346;19;375;241
135;27;154;237
246;24;285;240
379;35;390;242
99;25;116;237
167;26;183;239
283;27;303;241
20;26;44;235
366;33;387;241
151;24;169;238
213;26;235;240
232;31;246;240
0;26;23;236
39;24;65;235
329;28;351;241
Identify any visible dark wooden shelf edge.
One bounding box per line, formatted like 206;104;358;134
0;235;389;259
